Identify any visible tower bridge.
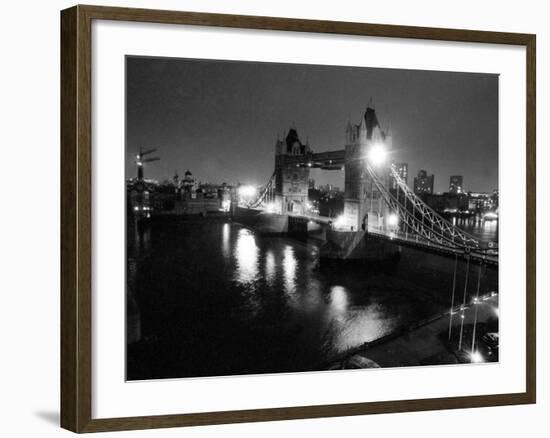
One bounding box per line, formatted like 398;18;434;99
237;105;498;265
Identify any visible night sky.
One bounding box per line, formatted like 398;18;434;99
126;56;498;193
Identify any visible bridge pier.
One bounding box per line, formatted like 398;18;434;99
287;216;309;238
320;229;401;263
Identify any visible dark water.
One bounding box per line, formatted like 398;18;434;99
127;219;498;380
457;219;498;242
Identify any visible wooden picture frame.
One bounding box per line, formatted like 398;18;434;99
61;4;536;433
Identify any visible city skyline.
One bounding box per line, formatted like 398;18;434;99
126;56;498;193
126;55;500;381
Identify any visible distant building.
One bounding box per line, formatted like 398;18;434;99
491;189;499;209
391;162;408;189
308;178;316;189
449;175;463;194
468;192;497;211
425;193;468;213
413;170;434;196
182;170;198;194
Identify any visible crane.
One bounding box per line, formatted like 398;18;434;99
135;147;160;181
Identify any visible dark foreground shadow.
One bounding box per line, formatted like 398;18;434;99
34;411;59;427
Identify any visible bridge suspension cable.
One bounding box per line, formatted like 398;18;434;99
247;172;277;209
365;163;486;252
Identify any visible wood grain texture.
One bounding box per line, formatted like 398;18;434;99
60;4;537;433
60;5;78;432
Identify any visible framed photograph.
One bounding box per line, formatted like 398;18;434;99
60;5;536;433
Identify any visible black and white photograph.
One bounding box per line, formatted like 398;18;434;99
125;56;499;381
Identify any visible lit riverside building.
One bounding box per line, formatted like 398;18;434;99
413;169;434;196
391;162;408;190
449;175;464;194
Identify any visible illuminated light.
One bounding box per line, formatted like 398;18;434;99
368;143;386;166
133;206;139;211
238;185;257;198
221;199;231;212
460;314;465;319
137;161;143;166
307;162;312;167
483;212;498;220
333;215;348;230
387;213;399;227
470;351;484;363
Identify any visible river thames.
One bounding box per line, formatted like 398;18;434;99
127;218;498;380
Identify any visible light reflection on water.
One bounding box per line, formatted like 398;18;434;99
234;228;259;284
229;224;397;355
221;223;231;259
458;219;498;242
131;220;498;377
282;245;297;296
329;285;348;316
264;251;275;286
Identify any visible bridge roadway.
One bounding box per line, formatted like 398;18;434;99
286;212;498;265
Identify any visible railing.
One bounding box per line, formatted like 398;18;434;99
388;164;481;248
248;172;276;208
366;163;487;252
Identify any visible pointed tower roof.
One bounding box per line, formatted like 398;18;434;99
364;106;380;140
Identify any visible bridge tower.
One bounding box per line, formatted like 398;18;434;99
274;128;311;215
343;106;392;231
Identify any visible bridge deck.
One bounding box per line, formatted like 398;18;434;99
286;212;497;264
367;229;498;265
